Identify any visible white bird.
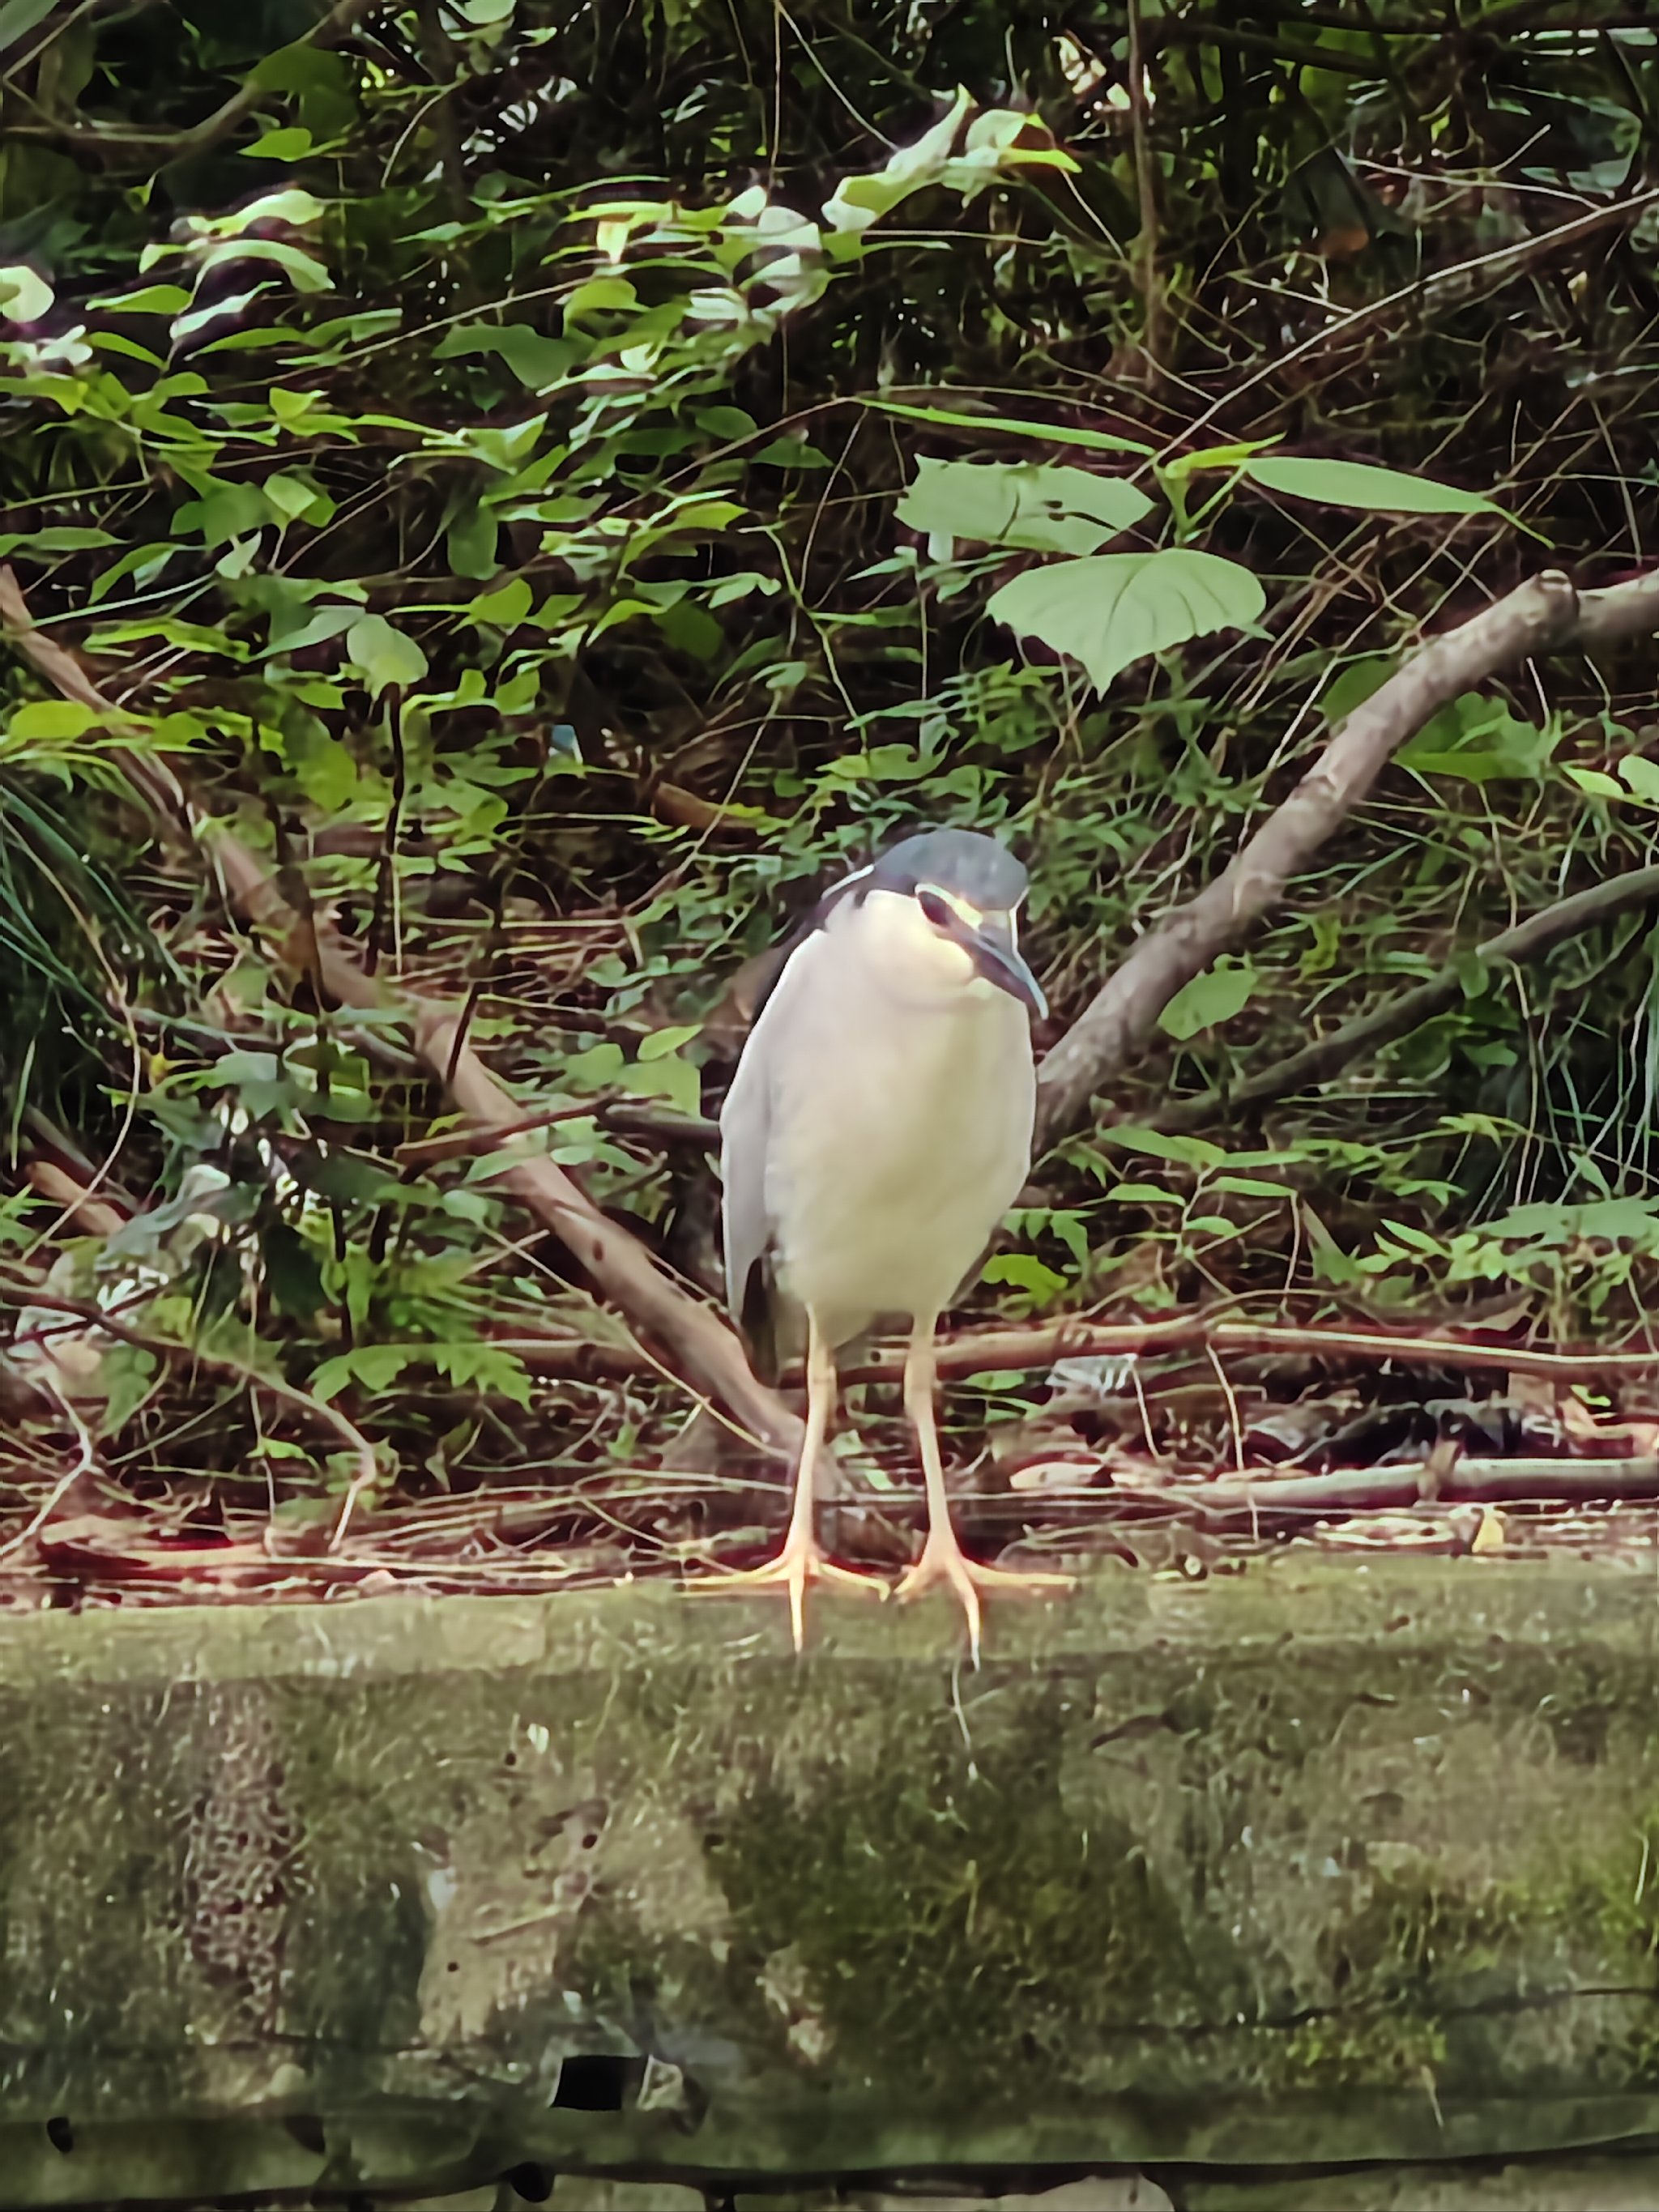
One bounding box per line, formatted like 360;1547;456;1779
707;827;1072;1657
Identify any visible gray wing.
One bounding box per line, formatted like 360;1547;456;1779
719;1034;773;1328
719;932;825;1380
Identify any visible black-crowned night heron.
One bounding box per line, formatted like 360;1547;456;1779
706;827;1073;1657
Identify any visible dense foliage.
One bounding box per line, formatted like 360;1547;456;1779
1;0;1657;1571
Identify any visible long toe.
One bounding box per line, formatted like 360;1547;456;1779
691;1544;888;1651
895;1532;1073;1662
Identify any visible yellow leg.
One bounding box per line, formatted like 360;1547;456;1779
893;1315;1073;1664
693;1311;885;1649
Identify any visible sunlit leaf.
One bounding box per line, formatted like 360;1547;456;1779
1245;456;1497;516
897;458;1152;556
0;264;53;322
1619;755;1659;804
1566;766;1628;800
346;613;428;695
989;549;1265;693
434;321;574;390
468;576;533;628
243;125;315;160
1158;960;1257;1040
866;397;1153;455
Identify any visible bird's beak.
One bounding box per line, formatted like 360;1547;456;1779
962;914;1048;1021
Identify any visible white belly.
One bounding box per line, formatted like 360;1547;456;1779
763;978;1034;1345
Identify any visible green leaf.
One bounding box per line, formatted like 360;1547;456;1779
1160;439;1277;480
1244;456;1497;516
989;549;1265;694
1398;694;1555;782
981;1252;1070;1301
447;505;500;580
434;321;574;390
564;275;637;317
1103;1126;1229;1170
346;614;428;696
1619;755;1659;804
638;1021;702;1062
0;264;53;322
313;1345;415;1399
1158;961;1257;1040
897;458;1152;556
636;1053;700;1113
6;701;102;741
0;526;118;554
0;0;60;55
287;730;359;810
87;283;193;315
262;471;330;522
1320;656;1395;725
468;575;533;628
1567;766;1627;800
866;397;1154;456
244;126;314;160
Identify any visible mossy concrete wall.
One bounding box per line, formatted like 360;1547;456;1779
1;1558;1658;2202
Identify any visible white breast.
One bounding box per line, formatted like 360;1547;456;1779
744;910;1036;1346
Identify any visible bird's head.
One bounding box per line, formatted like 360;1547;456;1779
834;827;1047;1020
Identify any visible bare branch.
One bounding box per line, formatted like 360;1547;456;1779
1151;861;1659;1134
1036;566;1659;1144
505;1308;1659;1388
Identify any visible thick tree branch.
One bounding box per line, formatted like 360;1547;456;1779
1035;566;1659;1146
1150;860;1659;1134
0;569;802;1464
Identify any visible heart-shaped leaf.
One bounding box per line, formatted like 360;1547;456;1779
898;458;1152;556
346;613;428;696
989;549;1265;693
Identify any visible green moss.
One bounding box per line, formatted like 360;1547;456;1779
702;1684;1211;2098
1280;2010;1448;2089
1320;1876;1530;2008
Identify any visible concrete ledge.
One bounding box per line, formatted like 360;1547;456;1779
2;1558;1658;2203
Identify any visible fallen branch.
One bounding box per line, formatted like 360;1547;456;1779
1151;859;1659;1132
0;1277;380;1544
503;1310;1659;1388
1109;1452;1659;1525
0;569;802;1464
1035;565;1659;1145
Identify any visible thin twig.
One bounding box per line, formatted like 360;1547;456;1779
5;0;384;160
0;1278;379;1547
1036;567;1659;1143
1152;861;1659;1132
1126;0;1167;370
499;1308;1659;1388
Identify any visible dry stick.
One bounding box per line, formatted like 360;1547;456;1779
1152;860;1659;1134
505;1311;1659;1388
0;1279;380;1542
1125;0;1166;372
0;569;803;1466
1034;568;1659;1146
1110;1454;1659;1525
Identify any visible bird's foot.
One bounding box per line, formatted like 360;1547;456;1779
690;1534;886;1652
893;1528;1073;1664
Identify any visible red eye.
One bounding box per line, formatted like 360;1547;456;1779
917;889;952;929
